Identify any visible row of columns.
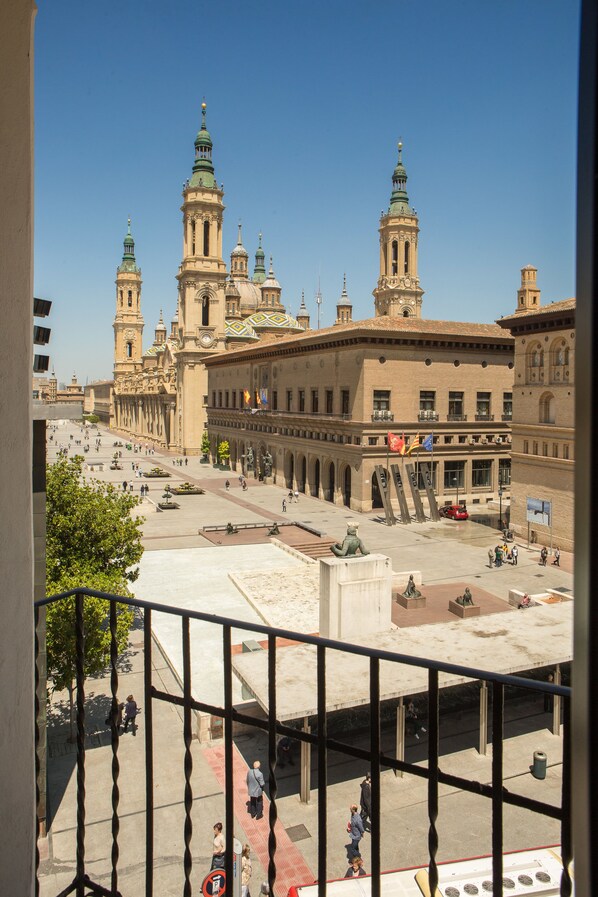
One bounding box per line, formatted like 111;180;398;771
295;671;563;802
113;395;175;448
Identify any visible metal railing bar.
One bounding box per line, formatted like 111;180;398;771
144;608;154;897
223;625;235;896
370;658;381;897
427;669;439;896
75;592;86;897
182;617;193;897
108;602;120;896
267;633;278;897
316;645;327;897
491;681;504;896
36;589;571;698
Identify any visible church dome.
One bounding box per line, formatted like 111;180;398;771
245;310;303;333
231;223;248;258
235;280;262;312
225;318;260;341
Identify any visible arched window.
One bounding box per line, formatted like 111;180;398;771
391;240;398;275
201;294;210;327
539;391;556;424
191;219;196;255
203;220;210;256
402;308;410;317
382;241;387;275
126;341;133;358
404;240;410;274
128;290;132;307
119;289;123;305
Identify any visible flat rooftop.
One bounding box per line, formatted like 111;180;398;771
232;602;573;720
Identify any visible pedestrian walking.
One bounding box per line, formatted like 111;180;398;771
122;694;139;735
488;548;494;568
347;805;364;859
239;475;244;485
211;822;225;870
552;547;561;566
277;735;294;767
246;760;265;819
294;490;299;503
540;546;548;566
359;773;372;829
344;858;366;878
185;458;188;466
282;499;287;512
122;480;128;492
105;700;124;731
241;845;252;897
129;481;134;492
511;545;518;566
225;479;230;492
288;490;293;504
494;545;503;568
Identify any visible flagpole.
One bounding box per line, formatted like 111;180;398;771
431;430;435;493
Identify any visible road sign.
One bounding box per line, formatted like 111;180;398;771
202;870;227;897
498;490;503;497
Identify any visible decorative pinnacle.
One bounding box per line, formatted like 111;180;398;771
269;256;274;276
237;222;243;244
127;217;131;234
343;273;347;294
201;99;207;127
398;140;403;162
258;232;263;247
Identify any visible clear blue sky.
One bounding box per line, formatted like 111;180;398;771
34;0;580;385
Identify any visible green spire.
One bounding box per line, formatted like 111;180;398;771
388;141;413;215
253;232;266;283
118;217;140;273
189;100;216;189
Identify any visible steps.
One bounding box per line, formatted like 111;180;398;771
290;538;336;560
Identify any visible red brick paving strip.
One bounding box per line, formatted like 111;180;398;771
203;742;315;895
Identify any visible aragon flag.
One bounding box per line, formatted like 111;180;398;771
243;389;251;405
406;433;421;455
388;432;405;454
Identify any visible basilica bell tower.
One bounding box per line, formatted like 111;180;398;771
175;102;228;452
373;142;424;318
113;219;144;376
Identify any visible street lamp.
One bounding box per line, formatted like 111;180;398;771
498;470;504;531
452;472;459;507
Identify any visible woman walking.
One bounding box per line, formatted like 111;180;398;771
241;844;252;897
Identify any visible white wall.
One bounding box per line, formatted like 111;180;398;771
0;1;37;894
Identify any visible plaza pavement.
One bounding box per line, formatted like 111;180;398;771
39;422;572;894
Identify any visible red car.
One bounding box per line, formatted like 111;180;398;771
439;504;469;520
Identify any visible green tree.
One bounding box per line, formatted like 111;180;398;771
46;457;143;737
218;440;230;464
201;431;211;457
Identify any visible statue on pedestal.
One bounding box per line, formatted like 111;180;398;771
331;525;369;558
401;575;421;600
262;451;273;477
267;522;280;536
246;446;254;470
456;587;474;606
225;522;239;535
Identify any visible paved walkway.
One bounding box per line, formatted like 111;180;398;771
204;744;315;894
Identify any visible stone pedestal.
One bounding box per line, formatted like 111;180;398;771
396;592;426;609
448;600;480;619
319;554;392;639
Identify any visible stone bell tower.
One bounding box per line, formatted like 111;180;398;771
175;102;228;452
373;142;424;318
113;218;144;377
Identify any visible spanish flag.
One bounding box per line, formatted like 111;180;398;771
388;432;405;454
243;389;251;406
255;390;262;406
406;433;420;455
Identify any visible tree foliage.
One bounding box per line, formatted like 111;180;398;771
45;457;143;729
201;431;211;456
46;456;144;593
218;439;230;462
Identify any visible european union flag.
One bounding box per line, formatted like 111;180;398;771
422;434;434;451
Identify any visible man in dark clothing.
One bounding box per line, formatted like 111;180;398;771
348;805;364;859
359;773;372;830
123;695;139;735
277;736;294;767
247;760;265;819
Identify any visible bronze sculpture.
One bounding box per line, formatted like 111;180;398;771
331;525;370;558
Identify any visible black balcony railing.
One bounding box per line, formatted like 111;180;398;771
418;410;439;422
35;589;573;897
475;413;495;421
447;413;467;421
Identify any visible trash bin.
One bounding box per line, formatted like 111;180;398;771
532;750;547;779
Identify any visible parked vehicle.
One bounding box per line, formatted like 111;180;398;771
439;504;469;520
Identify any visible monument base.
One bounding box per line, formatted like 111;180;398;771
320;554;392;639
396;592;426;609
448;600;480;618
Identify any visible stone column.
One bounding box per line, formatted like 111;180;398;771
300;718;311;804
395;698;405;778
479;681;488;755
